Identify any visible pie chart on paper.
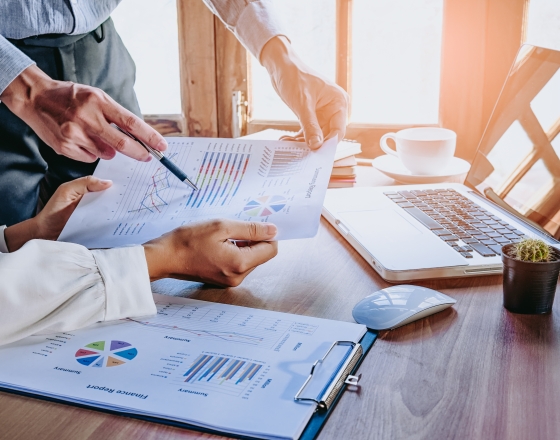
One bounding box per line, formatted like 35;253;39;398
74;340;138;368
243;195;287;217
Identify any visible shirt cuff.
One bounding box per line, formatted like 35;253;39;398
235;0;287;61
0;226;8;253
0;35;35;96
91;246;156;321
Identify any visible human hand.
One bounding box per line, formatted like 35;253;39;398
142;220;278;286
4;176;112;252
260;37;349;150
0;65;167;163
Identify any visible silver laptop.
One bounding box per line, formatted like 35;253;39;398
323;44;560;282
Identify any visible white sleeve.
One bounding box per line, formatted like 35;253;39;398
0;240;156;346
202;0;286;61
0;225;8;253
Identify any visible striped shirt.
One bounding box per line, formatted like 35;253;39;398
0;0;283;94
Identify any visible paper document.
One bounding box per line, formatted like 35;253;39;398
59;137;337;248
0;294;366;440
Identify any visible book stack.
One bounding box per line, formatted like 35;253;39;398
240;129;362;188
329;140;361;188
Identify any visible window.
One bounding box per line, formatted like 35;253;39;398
112;0;181;115
350;0;443;124
250;0;336;121
248;0;444;155
117;0;530;160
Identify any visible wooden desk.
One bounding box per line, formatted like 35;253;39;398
1;168;559;440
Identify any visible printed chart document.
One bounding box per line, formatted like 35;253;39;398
59;137;337;248
0;295;367;440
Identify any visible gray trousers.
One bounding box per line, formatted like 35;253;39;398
0;18;141;226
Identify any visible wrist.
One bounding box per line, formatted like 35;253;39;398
260;36;298;75
0;65;55;115
143;243;168;281
4;218;39;252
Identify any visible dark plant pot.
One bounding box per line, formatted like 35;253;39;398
502;244;560;314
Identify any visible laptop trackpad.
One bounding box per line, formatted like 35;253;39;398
338;209;465;270
341;209;422;240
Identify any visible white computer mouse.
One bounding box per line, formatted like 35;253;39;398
352;285;456;330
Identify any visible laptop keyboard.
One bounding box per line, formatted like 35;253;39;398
384;189;527;259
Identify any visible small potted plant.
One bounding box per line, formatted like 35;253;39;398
502;238;560;314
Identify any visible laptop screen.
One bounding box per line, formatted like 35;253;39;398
465;45;560;239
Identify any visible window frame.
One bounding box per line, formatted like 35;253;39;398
145;0;529;160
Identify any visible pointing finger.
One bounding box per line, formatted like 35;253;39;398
101;96;168;154
97;123;152;162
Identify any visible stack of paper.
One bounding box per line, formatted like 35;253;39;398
330;155;358;188
241;129;361;189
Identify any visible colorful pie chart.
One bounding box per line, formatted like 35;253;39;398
75;340;137;368
243;195;287;217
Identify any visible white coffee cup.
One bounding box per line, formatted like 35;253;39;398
379;127;457;175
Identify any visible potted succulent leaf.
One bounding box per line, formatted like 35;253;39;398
502;238;560;314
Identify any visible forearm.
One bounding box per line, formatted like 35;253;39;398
0;34;35;96
260;36;302;77
202;0;286;60
0;64;55;116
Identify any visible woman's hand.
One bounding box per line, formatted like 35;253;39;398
143;219;278;286
4;176;112;252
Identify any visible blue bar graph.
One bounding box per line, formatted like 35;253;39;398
185;151;251;209
183;355;265;396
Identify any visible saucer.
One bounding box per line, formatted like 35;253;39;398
371;155;471;184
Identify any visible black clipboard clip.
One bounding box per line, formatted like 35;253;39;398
294;340;363;411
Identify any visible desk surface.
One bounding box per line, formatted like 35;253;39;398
1;167;560;440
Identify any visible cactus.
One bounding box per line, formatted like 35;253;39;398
512;238;553;262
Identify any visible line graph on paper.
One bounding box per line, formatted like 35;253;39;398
128;153;178;214
109;141;254;222
128;301;318;350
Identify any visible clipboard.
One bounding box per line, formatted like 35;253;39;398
299;330;377;440
0;330;377;440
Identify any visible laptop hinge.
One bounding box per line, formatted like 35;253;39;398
468;190;560;244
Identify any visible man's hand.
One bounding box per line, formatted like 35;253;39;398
4;176;112;252
0;65;167;163
260;37;349;150
143;220;278;286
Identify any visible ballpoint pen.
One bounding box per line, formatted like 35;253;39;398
111;123;198;191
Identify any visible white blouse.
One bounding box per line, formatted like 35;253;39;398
0;225;156;346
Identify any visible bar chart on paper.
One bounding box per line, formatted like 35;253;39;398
184;150;251;210
58;136;338;247
258;145;309;178
181;354;268;397
109;140;261;223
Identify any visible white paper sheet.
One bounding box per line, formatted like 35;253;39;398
0;295;366;440
58;137;337;248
